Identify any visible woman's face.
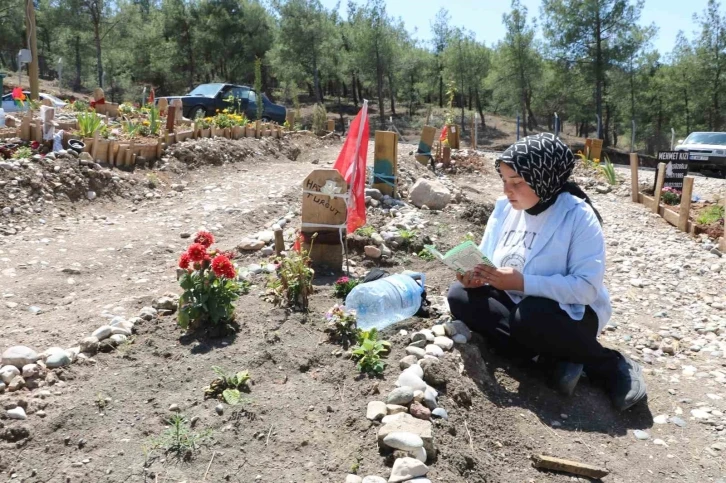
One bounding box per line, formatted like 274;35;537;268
499;162;540;210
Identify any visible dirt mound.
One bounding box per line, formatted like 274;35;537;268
0;150;144;235
461;202;494;226
165;136;303;169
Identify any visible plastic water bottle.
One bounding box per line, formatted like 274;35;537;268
345;272;425;331
0;108;5;128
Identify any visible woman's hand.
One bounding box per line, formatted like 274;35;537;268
473;265;524;291
456;271;486;289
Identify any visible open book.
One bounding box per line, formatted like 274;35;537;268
424;241;496;274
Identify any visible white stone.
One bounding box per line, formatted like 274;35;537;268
420;329;435;342
0;365;20;383
403;364;423;379
383;432;424;451
431;325;446;337
7;406;27;420
46;352;71;368
425;344;444;358
79;336;100;354
410;446;427;463
66;347;80;362
366;401;387;421
388;457;428;483
238;238;265;251
386;404;407;415
362;477;387;483
92;326;113;340
110;334;128;345
345;476;363;483
111;327;132;336
653;439;668;447
410;179;451;210
387;387;415;405
381;413;408;424
691;409;711;419
364;245;382;259
22;364;40;379
0;382;5;392
433;336;454;351
396;372;427;392
1;345;39;368
653;414;668;424
406;346;425;358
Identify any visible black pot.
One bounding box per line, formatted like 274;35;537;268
68;139;85;152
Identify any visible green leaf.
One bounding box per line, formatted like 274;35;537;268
222;388;241;405
211;366;226;379
235;371;250;386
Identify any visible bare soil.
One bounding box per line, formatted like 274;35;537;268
0;138;724;483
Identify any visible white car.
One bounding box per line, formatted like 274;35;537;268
674;131;726;175
1;91;67;113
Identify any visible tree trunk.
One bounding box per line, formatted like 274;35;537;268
73;35;82;91
357;77;364;105
312;53;322;104
684;83;690;133
93;20;103;88
595;7;603;139
438;74;443;108
468;86;472;110
409;73;415;117
388;70;396;116
375;44;385;121
604;102;611;147
475;87;486;129
351;72;358;107
338;87;345;135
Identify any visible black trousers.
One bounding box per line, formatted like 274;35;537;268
447;282;621;375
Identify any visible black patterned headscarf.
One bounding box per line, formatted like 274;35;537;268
496;133;602;223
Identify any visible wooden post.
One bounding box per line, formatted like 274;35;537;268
653;162;666;214
274;228;285;256
166;106;176;133
630;153;639;203
720;195;726;252
678;176;694;232
373;130;398;197
156;137;163;160
416;126;436;165
443;146;451;168
255;120;261;139
327;119;335;132
301;169;348;271
157;97;168;116
90;130;100;161
447;124;460;149
286;112;295;129
172;99;183;124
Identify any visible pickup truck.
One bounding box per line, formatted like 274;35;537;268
158;83;286;124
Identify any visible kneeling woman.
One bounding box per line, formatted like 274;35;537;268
447;133;647;411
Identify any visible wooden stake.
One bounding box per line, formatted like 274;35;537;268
443;146;451;168
678;176;694;232
274;229;285;256
327;119;335;132
629;153;639;203
90;130;100;161
653;162;666;214
166;106;176;133
373;130;398;197
255;120;261;139
531;455;609;479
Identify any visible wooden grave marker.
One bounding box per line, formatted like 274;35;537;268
327;119;335;132
157;97;168;116
301;169;348;272
447;123;460;149
416;125;436;165
373;130;398;197
586;137;603;161
172;99;183;124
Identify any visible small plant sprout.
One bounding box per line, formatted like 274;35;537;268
267;232;315;310
324;304;358;347
599;155;617;185
11;146;32;160
351;328;391;376
355;226;376;238
418;249;436;261
333;276;359;299
204;366;251;405
150;414;207;461
398;229;416;246
696;204;724;225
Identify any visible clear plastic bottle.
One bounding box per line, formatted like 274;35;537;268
345;271;425;331
0;108;5;128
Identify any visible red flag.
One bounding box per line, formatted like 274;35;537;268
148;88;155;105
439;125;448;142
333;101;369;233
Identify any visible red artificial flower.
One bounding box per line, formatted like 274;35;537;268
178;252;191;269
194;230;215;248
186;243;207;262
292;232;304;253
30;141;39;150
212;255;236;279
12;87;25;102
336;276;350;285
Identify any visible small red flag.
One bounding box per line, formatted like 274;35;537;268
333;101;369;233
148;88;155;105
439;125;448;142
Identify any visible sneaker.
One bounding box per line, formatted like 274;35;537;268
605;356;647;411
552;361;584;396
